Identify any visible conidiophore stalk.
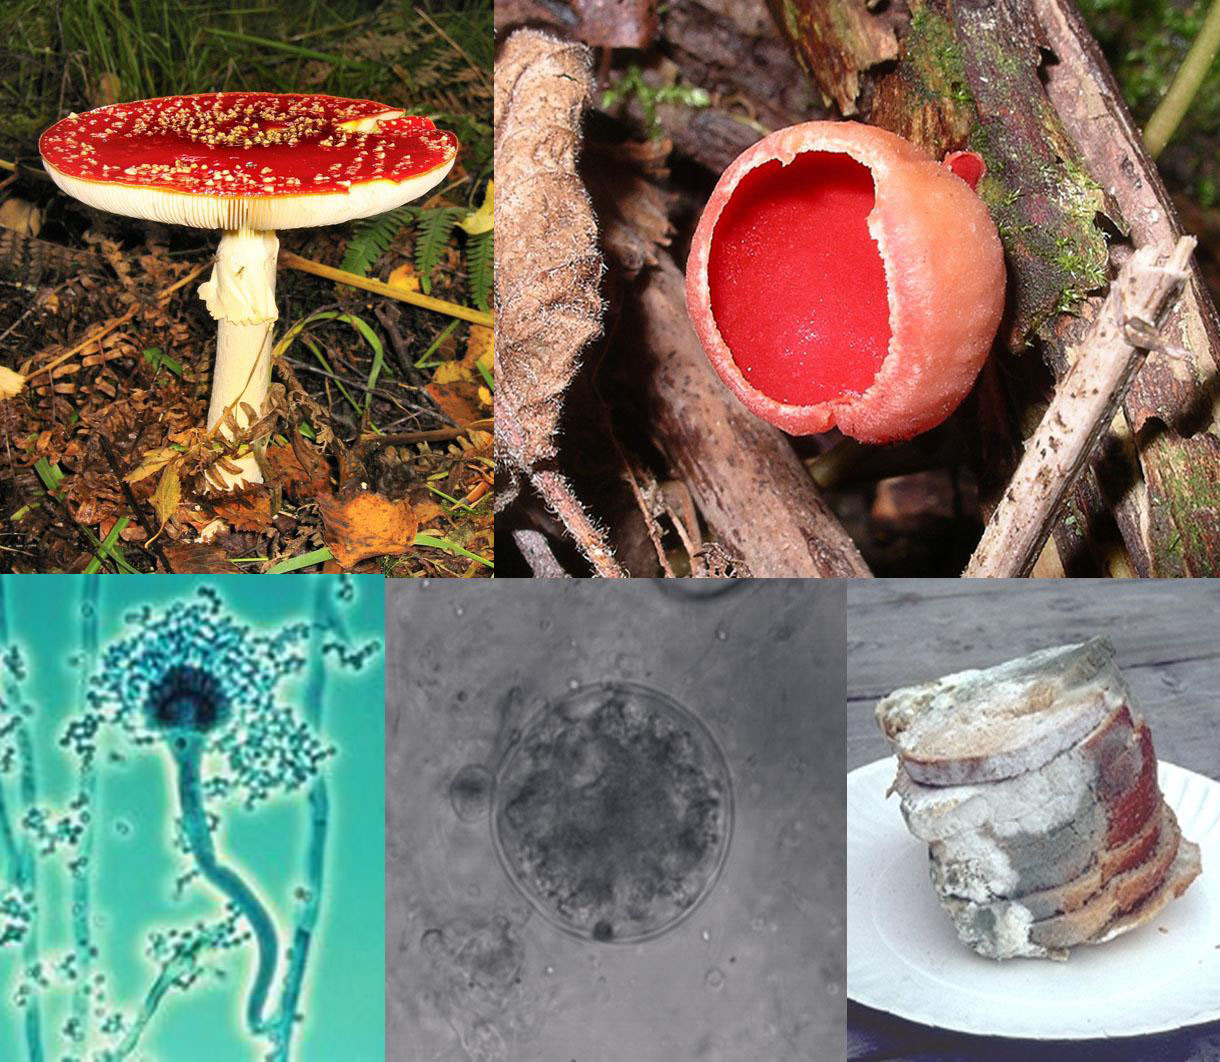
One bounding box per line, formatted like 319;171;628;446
267;577;342;1062
172;734;279;1034
70;576;100;1050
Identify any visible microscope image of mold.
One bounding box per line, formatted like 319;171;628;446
386;581;845;1062
0;575;385;1062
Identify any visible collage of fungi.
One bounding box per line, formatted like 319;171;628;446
2;0;1220;1061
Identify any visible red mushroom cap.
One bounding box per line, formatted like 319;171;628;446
685;121;1005;444
40;92;459;230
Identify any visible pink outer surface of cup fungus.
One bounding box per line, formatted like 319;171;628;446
685;121;1006;444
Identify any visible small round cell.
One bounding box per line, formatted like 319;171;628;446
492;681;733;944
449;764;494;823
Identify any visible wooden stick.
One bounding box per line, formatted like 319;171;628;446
278;250;493;327
511;527;571;578
966;237;1195;578
358;419;492;446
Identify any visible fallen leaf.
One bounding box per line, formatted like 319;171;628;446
266;441;330;496
428;378;485;425
209;488;272;532
495;31;602;474
428;345;485;425
0;367;26;399
317;488;418;568
150;462;181;527
467;324;494;365
433;360;472;385
387;262;421;292
125;446;180;483
0;199;43;238
163;542;239;573
457;181;494;235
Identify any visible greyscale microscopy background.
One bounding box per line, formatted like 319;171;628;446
385;580;845;1062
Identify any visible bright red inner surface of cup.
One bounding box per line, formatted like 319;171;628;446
706;152;891;408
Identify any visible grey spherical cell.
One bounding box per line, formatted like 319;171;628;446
492;681;733;945
449;764;494;823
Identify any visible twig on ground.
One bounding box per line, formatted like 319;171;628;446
620;457;677;577
359;419;492;447
511;527;572;578
966;237;1196;578
278;250;492;326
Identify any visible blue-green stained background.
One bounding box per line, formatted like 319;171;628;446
0;575;385;1062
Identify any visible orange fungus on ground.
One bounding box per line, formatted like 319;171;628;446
685;121;1006;444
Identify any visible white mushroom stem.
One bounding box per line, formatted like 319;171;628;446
199;227;280;488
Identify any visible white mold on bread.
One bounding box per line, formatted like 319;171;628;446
877;638;1202;960
876;638;1130;786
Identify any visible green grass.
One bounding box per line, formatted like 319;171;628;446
0;0;492;173
1078;0;1220;202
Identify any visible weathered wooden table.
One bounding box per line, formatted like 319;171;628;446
847;580;1220;1062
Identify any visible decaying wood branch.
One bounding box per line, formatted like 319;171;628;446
633;254;871;578
764;0;897;116
967;237;1195;578
1033;0;1220;576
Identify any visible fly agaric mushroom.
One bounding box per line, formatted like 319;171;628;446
685;121;1004;444
40;92;458;486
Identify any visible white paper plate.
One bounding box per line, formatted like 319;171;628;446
848;758;1220;1039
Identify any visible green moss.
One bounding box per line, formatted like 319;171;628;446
602;66;712;140
1144;434;1220;575
907;3;974;104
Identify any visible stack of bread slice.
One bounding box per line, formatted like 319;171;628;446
875;637;1201;960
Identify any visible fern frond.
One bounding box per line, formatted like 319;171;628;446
465;230;493;312
415;207;466;294
340;205;418;277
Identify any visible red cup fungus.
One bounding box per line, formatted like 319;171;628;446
685;121;1005;444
